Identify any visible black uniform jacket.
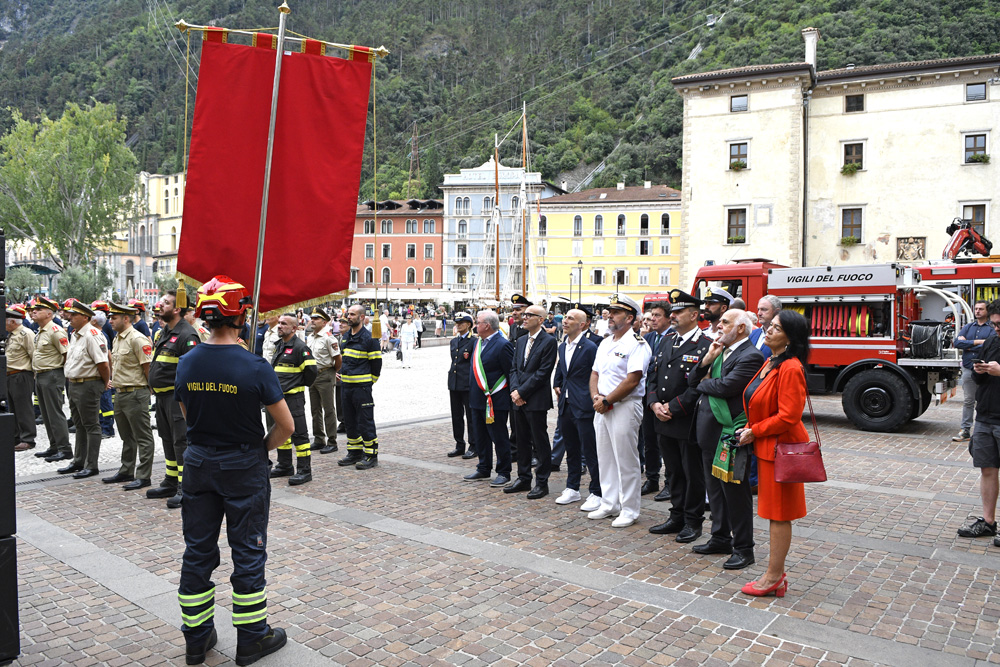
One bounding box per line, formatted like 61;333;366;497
508;330;558;412
448;332;477;392
270;335;318;395
645;327;712;438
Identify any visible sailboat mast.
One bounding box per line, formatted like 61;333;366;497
521;102;527;296
494;137;500;304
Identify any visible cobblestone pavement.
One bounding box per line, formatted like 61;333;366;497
10;346;999;666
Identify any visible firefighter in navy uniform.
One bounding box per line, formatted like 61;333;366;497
147;288;202;508
338;303;382;470
268;313;318;485
174;275;293;666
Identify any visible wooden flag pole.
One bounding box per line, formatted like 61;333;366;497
248;1;290;353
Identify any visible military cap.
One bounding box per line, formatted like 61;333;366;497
454;311;474;325
108;301;137;316
510;293;533;309
6;304;27;319
704;287;734;305
65;299;96;318
33;296;60;312
607;293;641;316
309;307;331;322
668;289;704;311
570;302;595;319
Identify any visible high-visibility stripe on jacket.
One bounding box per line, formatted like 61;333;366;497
340;326;381;386
270;335;317;395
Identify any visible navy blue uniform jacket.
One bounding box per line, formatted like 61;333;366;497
509;330;558;412
552;336;598;420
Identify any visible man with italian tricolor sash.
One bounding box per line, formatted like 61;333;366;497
463;310;515;488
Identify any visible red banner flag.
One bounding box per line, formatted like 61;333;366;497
179;39;371;312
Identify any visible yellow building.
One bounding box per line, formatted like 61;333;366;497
535;183;682;306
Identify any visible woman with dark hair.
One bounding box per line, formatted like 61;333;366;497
737;309;810;597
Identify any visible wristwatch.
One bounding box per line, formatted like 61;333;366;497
602;398;612;408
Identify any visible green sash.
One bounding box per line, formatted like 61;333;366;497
709;352;747;483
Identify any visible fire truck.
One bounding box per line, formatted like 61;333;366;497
691;259;972;432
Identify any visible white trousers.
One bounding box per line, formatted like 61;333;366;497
401;340;415;367
594;397;643;520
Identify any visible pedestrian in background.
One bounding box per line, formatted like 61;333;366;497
954;299;994;443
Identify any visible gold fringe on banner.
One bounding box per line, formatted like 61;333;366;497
172;272;353;320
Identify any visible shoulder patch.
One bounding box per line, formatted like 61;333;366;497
142;344;153;356
89;328;100;336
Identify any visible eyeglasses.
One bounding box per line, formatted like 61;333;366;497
990;321;1000;330
523;314;542;319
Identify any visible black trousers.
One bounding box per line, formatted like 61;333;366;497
641;405;663;482
558;411;600;496
155;391;188;487
472;407;512;477
274;392;310;472
658;434;705;528
513;408;551;485
449;389;473;451
698;431;755;551
343;384;378;455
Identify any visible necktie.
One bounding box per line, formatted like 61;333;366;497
653;332;661;349
525;335;534;364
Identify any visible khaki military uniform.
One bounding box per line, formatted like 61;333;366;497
33;321;71;456
111;325;156;480
66;322;109;470
306;324;341;448
6;324;37;446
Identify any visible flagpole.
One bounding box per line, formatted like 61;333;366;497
249;1;291;353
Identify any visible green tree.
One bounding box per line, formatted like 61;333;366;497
5;266;43;303
0;102;138;270
56;265;115;304
154;274;178;293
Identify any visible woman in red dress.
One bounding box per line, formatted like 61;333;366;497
738;310;811;597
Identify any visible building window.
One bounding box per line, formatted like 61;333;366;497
842;208;863;239
593;239;604;256
967;83;987;102
126;260;135;286
424;244;433;259
660;213;670;235
845;94;864;113
424;268;433;284
457;244;467;260
640;214;649;236
458;219;467;236
592;269;605;285
380;220;392;234
617;214;626;236
171;226;178;251
594;215;603;236
659;268;670;285
536;267;547;285
965;134;987;162
463;197;471;215
614;269;628;286
483;196;493;212
844;142;864;169
730;94;748;112
659;239;670;255
365;267;374;284
539;216;547;237
616;239;626;255
573;240;583;257
964;204;987;236
365;243;374;259
406;268;416;284
364;219;375;234
456;268;467;284
163;191;169;215
511;196;519;210
573;215;583;237
638;240;650;256
727;208;747;241
351;269;359;284
406;219;418;234
423;219;435;233
406;243;416;259
638;268;649;286
382;267;391;284
537;240;547;256
382;243;391;259
729;142;748;168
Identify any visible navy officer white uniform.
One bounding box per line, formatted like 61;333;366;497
588;293;651;527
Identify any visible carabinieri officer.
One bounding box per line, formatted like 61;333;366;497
174;275;294;666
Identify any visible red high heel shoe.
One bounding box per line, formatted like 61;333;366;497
741;574;787;598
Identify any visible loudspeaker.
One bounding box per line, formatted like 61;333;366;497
0;415;12;538
0;537;17;663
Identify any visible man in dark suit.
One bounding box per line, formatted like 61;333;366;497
641;301;672;497
647;291;713;543
463;310;515;487
550;302;602;471
505;305;558;498
552;308;600;508
689;309;764;570
447;312;478;458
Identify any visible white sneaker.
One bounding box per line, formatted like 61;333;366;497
587;506;620;520
611;515;636;528
555;488;582;505
580;494;603;512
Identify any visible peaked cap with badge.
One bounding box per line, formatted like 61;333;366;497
65;299;96;318
607;293;641;316
668;289;704;312
108;301;138;316
510;294;533;309
703;287;734;305
309;307;331;322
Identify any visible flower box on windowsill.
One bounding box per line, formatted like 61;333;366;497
727;236;746;245
729;160;747;171
840;236;860;247
841;162;861;175
967;153;991;165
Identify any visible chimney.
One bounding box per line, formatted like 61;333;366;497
616;182;625;191
560;180;568;191
802;27;820;68
644;181;652;189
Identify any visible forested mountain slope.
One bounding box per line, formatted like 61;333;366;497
2;0;997;197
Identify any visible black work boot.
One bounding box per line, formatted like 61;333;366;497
270;449;294;477
146;477;178;499
288;458;312;486
235;626;287;666
338;450;364;466
356;455;378;470
166;482;183;509
185;628;217;665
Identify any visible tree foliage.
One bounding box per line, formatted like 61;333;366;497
5;266;44;304
0;102;138;269
55;265;115;304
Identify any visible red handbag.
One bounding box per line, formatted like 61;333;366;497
773;374;827;483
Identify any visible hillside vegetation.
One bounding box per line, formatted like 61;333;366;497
2;0;997;198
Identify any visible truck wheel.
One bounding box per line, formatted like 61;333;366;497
911;386;932;419
842;369;913;432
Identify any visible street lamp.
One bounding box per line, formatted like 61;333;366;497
576;260;583;303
